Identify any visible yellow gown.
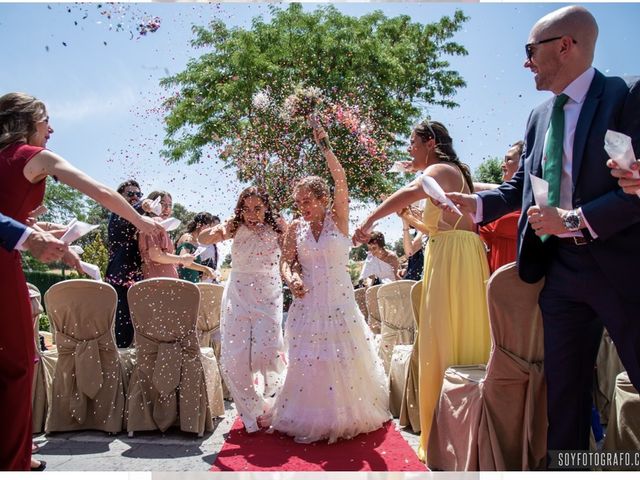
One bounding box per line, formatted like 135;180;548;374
416;172;491;463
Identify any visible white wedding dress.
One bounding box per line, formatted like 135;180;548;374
220;225;286;433
270;213;390;443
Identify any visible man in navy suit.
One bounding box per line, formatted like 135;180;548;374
448;5;640;453
0;212;66;262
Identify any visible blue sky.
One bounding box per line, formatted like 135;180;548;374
1;2;638;243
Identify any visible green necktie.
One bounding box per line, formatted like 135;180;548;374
541;93;569;242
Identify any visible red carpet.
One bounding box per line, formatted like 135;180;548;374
211;417;427;471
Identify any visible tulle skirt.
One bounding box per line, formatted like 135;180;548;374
270;292;390;443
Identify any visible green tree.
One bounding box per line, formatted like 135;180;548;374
392;237;405;258
41;178;89;224
474;156;503;185
23;179;92;273
82;231;109;277
171;203;197;243
161;3;468;207
349;243;368;261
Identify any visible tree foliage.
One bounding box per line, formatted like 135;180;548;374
41;179;89;225
161;3;468;207
83;231;109;277
473;156;503;185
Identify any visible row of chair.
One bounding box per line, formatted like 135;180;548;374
31;279;226;437
357;263;640;470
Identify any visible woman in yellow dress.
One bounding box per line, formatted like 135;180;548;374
354;120;491;463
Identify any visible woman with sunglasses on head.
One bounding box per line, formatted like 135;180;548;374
198;186;287;434
0;92;162;471
353;120;491;463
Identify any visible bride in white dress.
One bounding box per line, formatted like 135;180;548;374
199;187;287;433
267;125;390;443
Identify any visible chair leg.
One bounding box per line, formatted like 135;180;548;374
128;431;134;438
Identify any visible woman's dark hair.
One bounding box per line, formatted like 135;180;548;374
143;190;172;216
186;212;214;233
116;179;140;195
367;231;386;248
228;186;282;238
415;120;474;193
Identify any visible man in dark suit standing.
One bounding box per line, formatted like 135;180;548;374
105;179;145;348
448;5;640;453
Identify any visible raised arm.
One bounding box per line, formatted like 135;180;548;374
198;220;233;245
401;218;424;256
23;150;160;236
313;127;349;236
353;182;426;244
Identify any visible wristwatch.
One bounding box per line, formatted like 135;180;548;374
562;209;581;232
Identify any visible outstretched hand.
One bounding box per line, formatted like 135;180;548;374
444;192;477;216
352;220;374;245
136;215;164;236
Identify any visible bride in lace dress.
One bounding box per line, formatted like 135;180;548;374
266;125;390;443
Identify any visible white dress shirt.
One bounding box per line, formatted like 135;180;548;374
359;252;396;282
475;67;597;238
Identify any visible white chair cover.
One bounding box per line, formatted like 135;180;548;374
44;280;125;433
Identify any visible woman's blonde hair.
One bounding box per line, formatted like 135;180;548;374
0;92;47;150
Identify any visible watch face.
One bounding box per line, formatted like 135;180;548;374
564;212;580;231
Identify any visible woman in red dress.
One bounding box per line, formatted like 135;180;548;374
0;92;161;470
478;141;524;273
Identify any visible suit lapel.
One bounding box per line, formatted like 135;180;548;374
572;70;605;185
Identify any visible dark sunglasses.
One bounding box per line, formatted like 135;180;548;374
525;36;577;62
126;191;143;198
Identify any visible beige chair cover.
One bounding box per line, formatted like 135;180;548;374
196;283;224;349
365;284;382;334
399;280;422;433
594;329;625;425
196;283;229;401
44;280;125;433
389;344;412;417
118;348;137;396
377;280;415;373
428;262;546;471
126;278;218;435
28;283;48;433
354;287;368;320
603;371;640;451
